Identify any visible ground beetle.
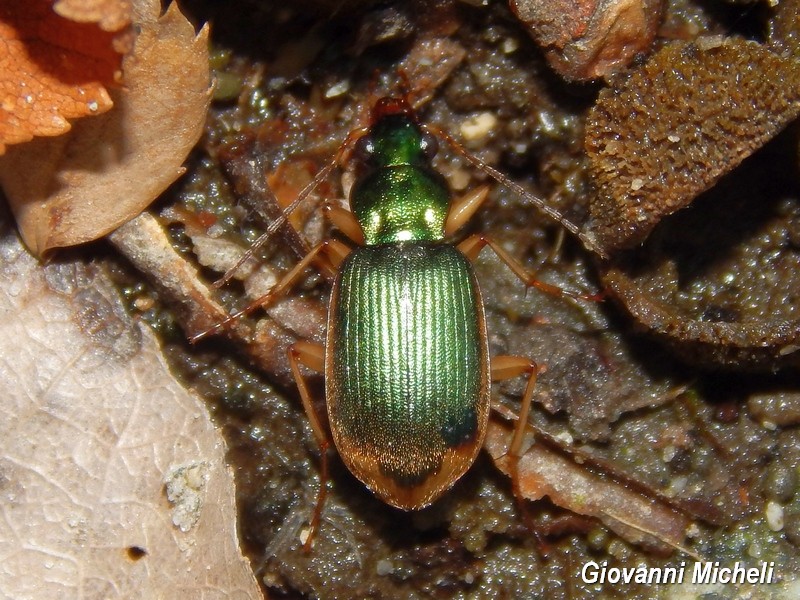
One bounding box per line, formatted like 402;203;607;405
194;95;599;548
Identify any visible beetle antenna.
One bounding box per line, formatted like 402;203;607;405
213;127;369;289
213;159;337;288
426;124;608;260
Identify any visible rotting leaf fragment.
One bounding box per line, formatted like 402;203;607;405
510;0;663;81
584;38;800;254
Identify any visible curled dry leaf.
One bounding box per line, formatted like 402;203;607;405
0;0;211;257
0;0;128;153
0;216;262;599
598;169;800;371
584;38;800;254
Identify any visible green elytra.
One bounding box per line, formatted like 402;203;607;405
327;109;491;508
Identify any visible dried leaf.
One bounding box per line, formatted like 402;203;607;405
0;0;128;153
0;0;211;257
54;0;131;31
584;39;800;253
0;218;263;599
510;0;663;80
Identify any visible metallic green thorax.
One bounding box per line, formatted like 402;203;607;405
350;115;450;244
325;111;489;504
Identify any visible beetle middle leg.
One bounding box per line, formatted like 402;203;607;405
190;231;355;547
243;234;354;551
458;233;604;302
251;237;354;550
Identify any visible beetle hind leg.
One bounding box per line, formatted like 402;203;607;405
491;354;556;552
490;355;539;502
288;340;330;552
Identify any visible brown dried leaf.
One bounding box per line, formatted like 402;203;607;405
584;39;800;253
0;219;263;599
54;0;132;31
0;0;128;153
510;0;663;80
0;0;211;257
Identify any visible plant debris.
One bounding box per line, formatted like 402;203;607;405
584;38;800;254
510;0;663;80
0;0;210;257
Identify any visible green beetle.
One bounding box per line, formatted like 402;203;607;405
196;95;596;546
327;121;490;509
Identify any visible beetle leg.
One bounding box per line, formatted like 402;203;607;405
323;202;366;245
457;234;604;302
427;123;608;259
490;355;539;499
258;239;351;304
491;356;538;457
212;159;339;289
288;340;331;552
444;186;490;236
190;239;352;342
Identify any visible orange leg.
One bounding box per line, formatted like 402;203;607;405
444;186;490;236
491;355;556;553
288;340;330;552
424;122;609;259
490;355;539;502
190;239;351;343
458;234;604;302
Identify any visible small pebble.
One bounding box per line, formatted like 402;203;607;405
460;112;497;141
376;559;394;576
766;501;785;532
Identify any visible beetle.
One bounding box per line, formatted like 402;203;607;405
193;95;599;548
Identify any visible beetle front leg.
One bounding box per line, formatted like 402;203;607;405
288;340;330;552
444;186;490;236
190;239;351;343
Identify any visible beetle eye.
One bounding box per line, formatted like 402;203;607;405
352;134;375;166
420;131;438;161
